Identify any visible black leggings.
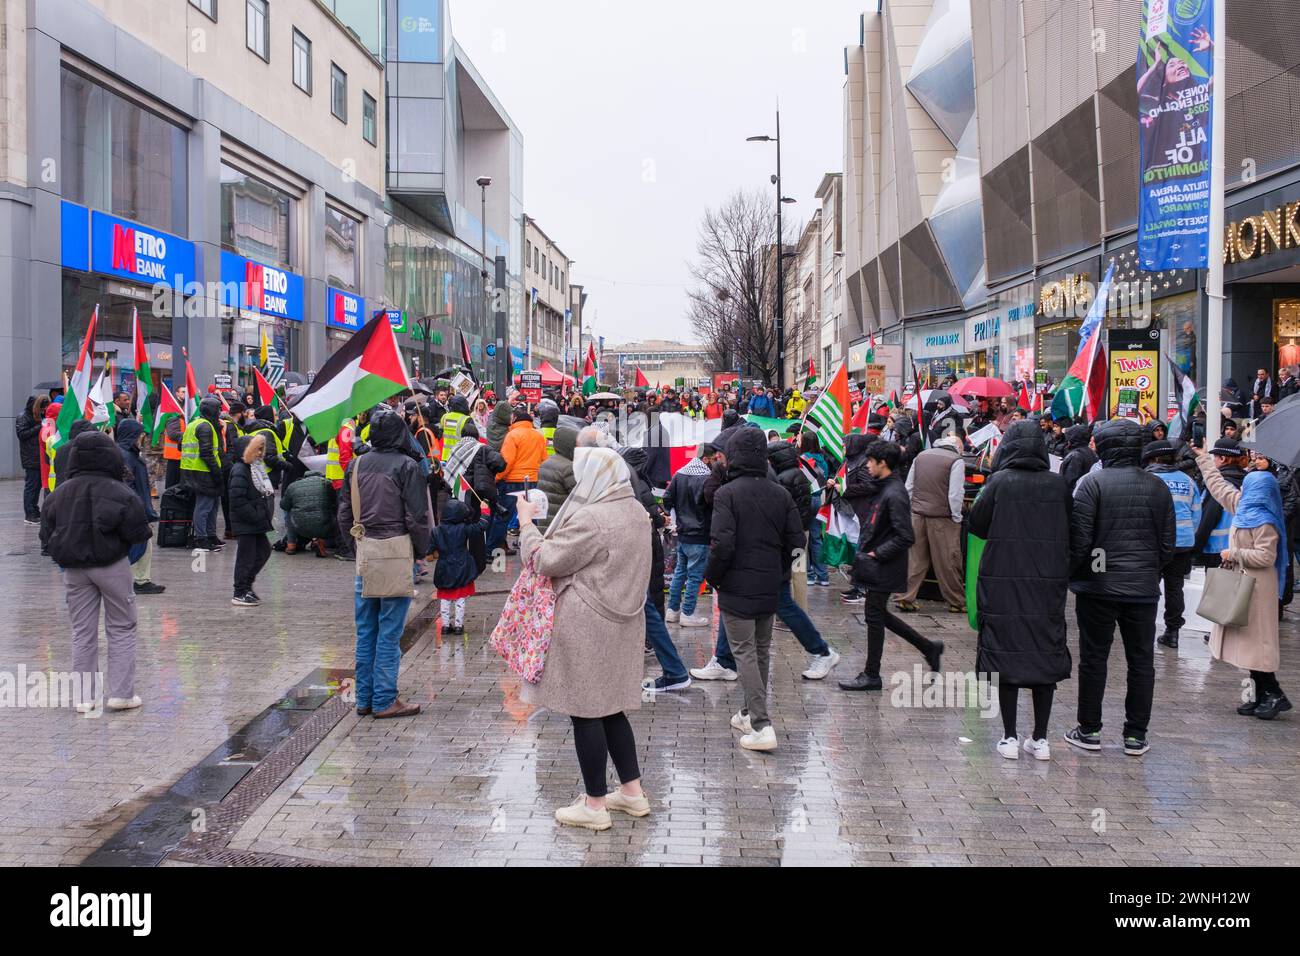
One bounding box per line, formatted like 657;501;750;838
999;684;1055;740
571;713;640;798
1250;671;1283;698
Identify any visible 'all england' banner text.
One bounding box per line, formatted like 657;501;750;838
1137;0;1215;271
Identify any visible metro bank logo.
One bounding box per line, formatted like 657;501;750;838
86;209;195;289
109;223;169;280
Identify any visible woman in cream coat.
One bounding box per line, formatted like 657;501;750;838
1196;450;1291;719
516;444;652;830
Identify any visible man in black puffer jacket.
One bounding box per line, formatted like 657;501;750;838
767;440;812;530
16;395;44;523
837;432;882;604
839;441;945;692
41;430;153;711
1066;418;1175;757
1059;423;1098;495
704;427;805;750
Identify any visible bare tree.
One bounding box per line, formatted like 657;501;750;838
687;189;802;386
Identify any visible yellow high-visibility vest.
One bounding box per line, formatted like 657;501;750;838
180;418;223;472
542;425;556;458
440;412;468;462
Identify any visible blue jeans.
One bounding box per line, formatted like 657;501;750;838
353;576;412;711
487;481;526;550
715;579;829;670
193;492;220;541
645;596;688;681
668;541;709;616
807;523;829;584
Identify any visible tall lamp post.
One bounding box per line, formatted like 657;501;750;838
748;109;798;391
476;176;492;384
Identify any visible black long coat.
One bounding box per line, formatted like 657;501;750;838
966;422;1073;687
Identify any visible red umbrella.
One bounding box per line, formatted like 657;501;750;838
951;377;1015;399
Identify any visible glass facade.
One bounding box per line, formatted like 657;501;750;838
61;272;174;385
221;314;300;387
60;67;188;234
220;163;295;270
325;206;361;291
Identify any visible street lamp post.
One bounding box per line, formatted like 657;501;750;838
748;109;797;392
477;176;492;383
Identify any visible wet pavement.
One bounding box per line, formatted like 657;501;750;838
3;477;1299;866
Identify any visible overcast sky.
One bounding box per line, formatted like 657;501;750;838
450;0;867;347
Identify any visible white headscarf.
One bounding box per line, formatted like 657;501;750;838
544;446;631;538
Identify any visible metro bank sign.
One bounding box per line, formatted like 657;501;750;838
220;251;304;322
86;209;195;288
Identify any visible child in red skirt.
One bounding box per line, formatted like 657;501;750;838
431;499;491;635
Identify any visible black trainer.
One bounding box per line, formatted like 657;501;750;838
840;588;865;605
924;640;945;675
1063;726;1102;752
1254;692;1293;721
1157;630;1179;649
838;672;883;691
1236;698;1260;716
133;582;166;595
1123;735;1150;756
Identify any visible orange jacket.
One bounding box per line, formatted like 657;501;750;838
497;420;547;482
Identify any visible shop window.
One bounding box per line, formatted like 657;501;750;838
220;163;294;270
325;205;361;291
1275;300;1300;371
61;272;174;387
60;67;188;235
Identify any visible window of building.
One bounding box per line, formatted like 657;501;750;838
60;67;188;234
292;29;311;94
325;205;361;291
362;92;376;145
246;0;269;61
189;0;217;20
220;163;294;270
330;64;347;122
526;240;532;265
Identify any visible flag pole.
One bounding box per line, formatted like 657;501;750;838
1203;0;1226;447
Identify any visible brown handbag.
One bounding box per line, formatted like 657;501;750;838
350;460;415;599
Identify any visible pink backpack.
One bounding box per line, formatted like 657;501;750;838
489;551;557;684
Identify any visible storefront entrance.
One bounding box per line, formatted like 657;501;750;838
61;271;175;391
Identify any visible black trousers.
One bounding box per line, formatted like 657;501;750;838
1161;550;1195;631
863;589;935;678
234;534;272;595
571;713;640;798
22;468;41;520
164;459;181;490
1076;595;1156;739
1250;670;1282;698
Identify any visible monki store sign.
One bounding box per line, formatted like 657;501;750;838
1223;201;1300;264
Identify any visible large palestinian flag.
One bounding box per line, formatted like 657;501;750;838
1051;262;1113;423
55;305;98;450
291;313;410;445
582;343;598;397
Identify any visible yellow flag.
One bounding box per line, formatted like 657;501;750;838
259;328;269;369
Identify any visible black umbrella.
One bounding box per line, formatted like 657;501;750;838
1247;402;1300;467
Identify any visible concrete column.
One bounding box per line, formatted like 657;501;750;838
302;184;327;370
184;119;224;388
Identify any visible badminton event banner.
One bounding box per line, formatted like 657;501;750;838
1136;0;1215;271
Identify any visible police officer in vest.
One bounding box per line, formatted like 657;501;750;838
1194;437;1249;575
440;396;471;463
1144;440;1203;649
181;396;228;552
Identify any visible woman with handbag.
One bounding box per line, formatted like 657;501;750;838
1196;448;1291;719
514;443;652;831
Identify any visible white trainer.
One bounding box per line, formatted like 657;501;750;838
730;710;753;734
996;736;1020;759
604;787;651;817
801;649;841;680
1022;738;1051;761
106;696;142;711
690;657;738;682
74;700;102;715
664;609;680;623
554;796;612;831
678;613;711;628
739;725;778;752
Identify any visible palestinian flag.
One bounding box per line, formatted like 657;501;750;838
459;329;477;382
634;366;650;388
582;343;598;397
865;333;876;364
1052;263;1114;423
183;350;199;421
850;401;871;433
806;361;852;464
131;307;155;435
816;493;859;568
152;380;185;444
89;354;116;428
291;312;410;445
1017;383;1033;412
252;365;282;414
1166;353;1203;441
55;305;98;449
888;390;900;410
804;359;817;391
